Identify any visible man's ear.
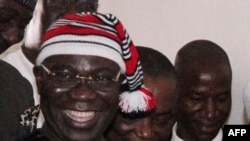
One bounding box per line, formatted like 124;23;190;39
33;66;44;95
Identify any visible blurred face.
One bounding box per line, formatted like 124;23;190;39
108;75;177;141
0;0;32;52
177;65;231;141
42;0;98;34
34;55;121;141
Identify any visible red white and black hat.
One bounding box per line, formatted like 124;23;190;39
36;13;157;113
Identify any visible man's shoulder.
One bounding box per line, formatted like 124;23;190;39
0;41;23;59
0;59;34;141
0;60;23;79
15;129;50;141
0;41;32;75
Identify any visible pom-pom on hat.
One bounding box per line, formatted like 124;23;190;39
36;13;157;113
15;0;37;10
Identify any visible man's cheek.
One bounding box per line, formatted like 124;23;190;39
115;121;135;135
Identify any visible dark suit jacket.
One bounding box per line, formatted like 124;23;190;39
0;60;34;141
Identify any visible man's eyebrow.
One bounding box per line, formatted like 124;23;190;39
154;111;173;117
48;64;72;69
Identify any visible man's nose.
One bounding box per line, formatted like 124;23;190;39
201;99;217;119
67;80;97;101
135;118;154;140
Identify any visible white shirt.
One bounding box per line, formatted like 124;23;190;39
0;41;44;128
171;123;223;141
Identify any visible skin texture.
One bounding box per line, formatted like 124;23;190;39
0;0;33;53
106;46;177;141
23;0;99;64
34;55;121;141
174;40;232;141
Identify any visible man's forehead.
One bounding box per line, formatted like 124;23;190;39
182;62;227;74
44;55;114;62
43;55;119;69
44;0;98;5
183;71;230;84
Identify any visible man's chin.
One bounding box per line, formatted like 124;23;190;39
196;134;217;141
194;130;219;141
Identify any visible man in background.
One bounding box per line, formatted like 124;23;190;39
106;46;177;141
0;0;36;140
0;0;36;53
0;60;33;141
172;40;232;141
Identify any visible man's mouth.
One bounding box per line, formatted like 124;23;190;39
64;110;95;122
197;121;219;134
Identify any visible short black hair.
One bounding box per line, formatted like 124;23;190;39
137;46;176;79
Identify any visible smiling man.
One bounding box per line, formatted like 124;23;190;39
0;0;100;129
171;40;232;141
16;13;156;141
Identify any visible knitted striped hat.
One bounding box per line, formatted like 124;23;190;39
15;0;37;10
36;13;157;113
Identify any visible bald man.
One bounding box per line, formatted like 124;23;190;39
171;40;232;141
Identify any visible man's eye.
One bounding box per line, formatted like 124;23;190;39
153;115;172;125
154;118;169;125
92;75;114;83
217;94;229;102
53;72;75;82
190;96;201;103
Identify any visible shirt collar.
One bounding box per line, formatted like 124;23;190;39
171;122;223;141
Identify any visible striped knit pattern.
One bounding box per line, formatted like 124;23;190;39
36;13;156;113
39;13;142;91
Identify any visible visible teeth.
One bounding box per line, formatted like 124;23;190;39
65;110;95;122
